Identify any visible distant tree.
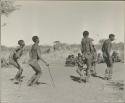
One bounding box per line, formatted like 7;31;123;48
1;0;20;26
99;39;106;46
53;41;61;50
112;42;124;50
0;0;18;16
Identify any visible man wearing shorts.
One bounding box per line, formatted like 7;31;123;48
102;34;115;80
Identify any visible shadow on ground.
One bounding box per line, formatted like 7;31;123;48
70;75;86;83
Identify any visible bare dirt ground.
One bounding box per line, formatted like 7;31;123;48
1;60;124;103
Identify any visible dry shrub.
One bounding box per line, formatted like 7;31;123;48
1;57;9;68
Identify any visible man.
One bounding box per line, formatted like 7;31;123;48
28;36;49;86
9;40;25;83
102;34;115;80
81;31;94;82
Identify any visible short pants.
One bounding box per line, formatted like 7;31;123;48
103;56;113;67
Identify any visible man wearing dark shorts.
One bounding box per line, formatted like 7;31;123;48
81;31;94;82
28;36;49;86
102;34;115;80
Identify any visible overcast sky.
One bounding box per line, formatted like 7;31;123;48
1;1;125;46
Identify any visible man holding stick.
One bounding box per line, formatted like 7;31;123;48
28;36;49;86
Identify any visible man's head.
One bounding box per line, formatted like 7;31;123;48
83;31;89;37
18;40;25;47
32;36;39;44
109;34;115;41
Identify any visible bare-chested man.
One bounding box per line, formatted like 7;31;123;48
28;36;49;86
81;31;94;82
9;40;25;83
102;34;115;80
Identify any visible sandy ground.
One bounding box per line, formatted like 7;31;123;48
1;60;124;103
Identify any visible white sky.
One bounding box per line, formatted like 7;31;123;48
1;1;125;46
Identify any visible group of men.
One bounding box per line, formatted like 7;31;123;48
76;31;115;82
9;31;115;86
9;36;49;86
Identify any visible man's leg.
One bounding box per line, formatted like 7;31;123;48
28;61;42;86
76;67;84;82
108;58;113;79
105;67;109;80
15;62;23;81
9;58;23;81
27;73;37;86
92;63;96;76
104;57;110;80
32;71;42;84
85;58;92;82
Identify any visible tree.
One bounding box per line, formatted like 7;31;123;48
53;41;61;50
0;0;17;16
99;39;106;46
1;0;20;27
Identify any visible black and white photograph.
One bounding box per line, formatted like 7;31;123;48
1;0;125;103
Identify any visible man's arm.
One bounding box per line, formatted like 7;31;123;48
106;42;111;58
10;48;19;59
37;46;49;66
89;40;94;53
102;42;105;52
81;39;84;54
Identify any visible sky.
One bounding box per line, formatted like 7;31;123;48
1;1;125;46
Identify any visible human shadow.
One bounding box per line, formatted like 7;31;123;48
10;76;25;81
92;74;105;80
106;80;124;90
70;75;86;83
36;82;47;85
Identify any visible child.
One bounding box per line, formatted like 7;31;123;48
9;40;25;83
76;53;86;82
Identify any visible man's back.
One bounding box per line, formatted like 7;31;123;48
81;38;93;54
29;44;40;60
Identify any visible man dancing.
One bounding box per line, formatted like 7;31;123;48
9;40;25;83
28;36;49;86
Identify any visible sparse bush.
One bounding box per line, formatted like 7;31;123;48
1;57;9;68
1;41;124;68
